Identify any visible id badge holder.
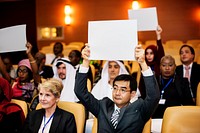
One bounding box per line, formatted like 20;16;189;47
159;99;166;104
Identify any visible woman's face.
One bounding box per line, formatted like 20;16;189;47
145;49;154;63
39;87;58;109
17;66;29;82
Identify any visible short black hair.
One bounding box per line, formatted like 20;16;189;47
179;44;195;60
54;42;63;51
113;74;137;92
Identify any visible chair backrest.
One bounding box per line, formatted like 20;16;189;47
89;64;96;83
186;39;200;47
161;106;200;133
36;101;86;133
165;40;183;49
10;99;28;118
131;61;141;85
196;82;200;106
92;117;151;133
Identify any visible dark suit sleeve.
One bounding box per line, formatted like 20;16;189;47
74;72;100;117
156;39;165;65
178;77;195;105
141;75;160;121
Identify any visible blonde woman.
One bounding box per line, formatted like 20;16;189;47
22;78;77;133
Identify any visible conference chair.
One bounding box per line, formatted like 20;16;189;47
131;61;141;85
161;106;200;133
36;101;86;133
92;117;151;133
10;99;29;118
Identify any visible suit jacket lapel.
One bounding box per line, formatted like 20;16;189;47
118;106;126;123
49;107;61;133
34;109;44;133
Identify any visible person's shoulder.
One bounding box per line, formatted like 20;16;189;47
100;97;114;106
176;64;183;69
28;108;44;117
56;107;75;119
193;62;200;68
175;65;183;72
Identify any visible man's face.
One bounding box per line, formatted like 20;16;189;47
180;47;194;65
112;80;135;108
69;51;80;66
53;44;63;55
108;61;120;80
57;63;66;80
160;58;176;79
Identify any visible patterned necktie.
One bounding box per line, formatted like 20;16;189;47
185;66;190;82
111;108;120;129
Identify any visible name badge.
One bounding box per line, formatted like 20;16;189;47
159;99;166;104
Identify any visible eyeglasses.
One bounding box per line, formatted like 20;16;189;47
18;69;28;73
112;88;131;94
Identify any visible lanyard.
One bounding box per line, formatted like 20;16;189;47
161;78;173;99
42;113;54;133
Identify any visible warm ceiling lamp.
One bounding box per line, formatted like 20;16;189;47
132;1;140;10
64;5;72;25
65;5;72;15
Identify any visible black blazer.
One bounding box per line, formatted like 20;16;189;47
22;106;77;133
176;62;200;98
75;72;160;133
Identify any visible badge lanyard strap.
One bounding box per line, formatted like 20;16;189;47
42;113;54;133
161;78;173;99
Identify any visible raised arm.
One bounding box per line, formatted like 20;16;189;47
81;43;90;68
26;42;41;84
156;25;165;64
156;25;162;40
75;44;100;117
135;44;160;120
135;44;148;71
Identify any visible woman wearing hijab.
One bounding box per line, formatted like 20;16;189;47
139;25;164;99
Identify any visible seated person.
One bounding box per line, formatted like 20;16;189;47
152;55;195;119
68;49;82;69
176;44;200;103
0;43;40;103
139;25;164;99
151;55;195;133
34;51;54;79
0;77;25;133
53;58;78;102
45;42;66;65
0;54;17;80
74;44;160;132
92;60;129;100
22;78;77;133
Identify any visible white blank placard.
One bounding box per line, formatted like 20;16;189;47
0;24;27;53
88;20;137;61
128;7;158;31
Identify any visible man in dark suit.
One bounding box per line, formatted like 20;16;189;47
74;44;160;133
176;44;200;103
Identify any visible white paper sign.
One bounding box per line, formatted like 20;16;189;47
0;24;27;53
88;20;137;60
128;7;158;31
